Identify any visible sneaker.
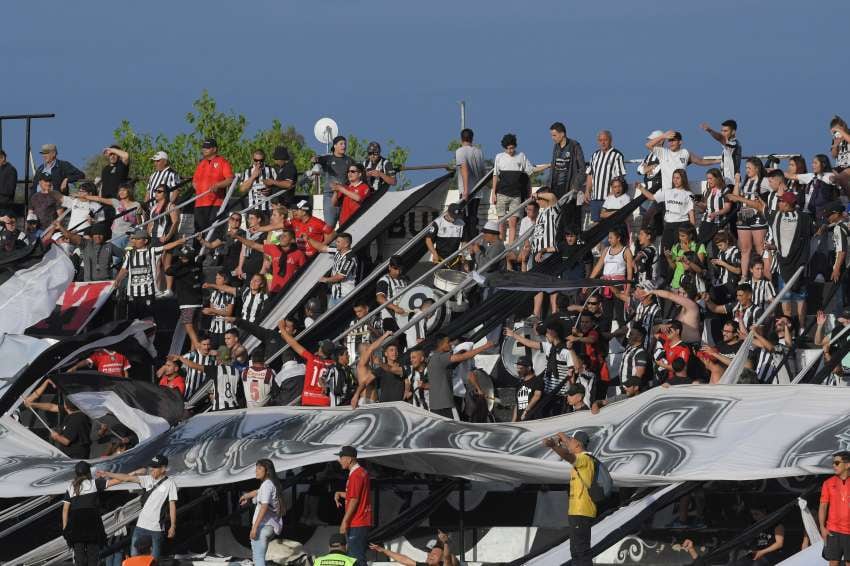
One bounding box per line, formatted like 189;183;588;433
156;289;174;299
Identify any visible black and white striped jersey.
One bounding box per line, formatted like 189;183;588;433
751;279;776;307
731;302;764;329
714;246;741;287
539;341;572;395
363;157;397;193
376;274;409;301
720;139;742;185
183;350;216;400
531;203;561;254
405;365;429;410
619;345;649;383
634;245;661;288
146;167;180;202
207;364;243;410
702;185;729;224
208;289;235;334
346;317;381;362
330;250;358;300
239;288;269;324
240;165;277;211
632;302;661;351
638;152;662;192
587;148;626;201
121;246;164;298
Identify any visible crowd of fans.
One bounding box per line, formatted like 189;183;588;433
6;115;850;565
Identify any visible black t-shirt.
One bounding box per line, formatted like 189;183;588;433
60;411;92;459
100;160;130;199
275;162;298;201
557;242;592;280
375;367;406;402
715;340;741;359
516;374;545;411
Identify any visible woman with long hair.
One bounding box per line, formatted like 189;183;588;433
80;184;142;249
729;159;770;281
239;459;285;566
62;461;108;566
666;224;706;296
589;228;633;323
147;182;180;297
637;168;696;251
785;154;839;219
696;168;733;244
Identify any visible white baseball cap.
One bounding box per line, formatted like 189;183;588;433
646;130;664;140
150;151;168;161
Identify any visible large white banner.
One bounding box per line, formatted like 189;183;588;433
0;246;74;334
1;384;847;497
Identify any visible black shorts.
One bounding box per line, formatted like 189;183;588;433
824;531;850;561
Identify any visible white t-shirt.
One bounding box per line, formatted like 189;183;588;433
654;188;694;223
253;478;283;534
61;196;103;233
651;146;691;189
137;475;178;532
602;193;631;211
518;215;535;237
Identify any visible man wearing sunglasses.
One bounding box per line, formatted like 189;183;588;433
363;141;397;193
238;149;277;212
332;163;370;227
820;451;850;565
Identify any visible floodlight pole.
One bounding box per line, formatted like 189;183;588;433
459;101;466;130
0;113;56;211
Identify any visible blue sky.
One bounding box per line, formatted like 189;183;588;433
2;1;847;184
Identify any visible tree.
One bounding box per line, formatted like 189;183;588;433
85;91;410;198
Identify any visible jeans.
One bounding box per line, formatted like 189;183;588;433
568;515;593;566
347;526;370;566
588;199;604;222
250;524;276;566
72;542;100;566
131;527;164;558
323;192;338;229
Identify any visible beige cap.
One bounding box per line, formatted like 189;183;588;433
151;151;168;161
40;143;57;154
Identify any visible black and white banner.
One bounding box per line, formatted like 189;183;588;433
0;385;848;496
28;281;115;337
0;246;75;334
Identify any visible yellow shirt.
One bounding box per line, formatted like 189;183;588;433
568;452;597;518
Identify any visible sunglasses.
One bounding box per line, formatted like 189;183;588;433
834;460;845;466
587;301;600;306
348;169;359;173
253;158;264;163
154;189;165;194
367;151;379;156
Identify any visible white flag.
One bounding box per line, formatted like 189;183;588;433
0;246;74;334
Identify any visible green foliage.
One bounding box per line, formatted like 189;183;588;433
91;91;410;199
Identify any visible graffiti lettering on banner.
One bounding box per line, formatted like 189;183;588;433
29;281;115;336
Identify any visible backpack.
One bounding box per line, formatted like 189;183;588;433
585;455;614;504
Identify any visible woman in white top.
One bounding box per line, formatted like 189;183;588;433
589;228;633;323
240;459;285;566
637;168;696;251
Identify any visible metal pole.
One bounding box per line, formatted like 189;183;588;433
459;101;466;130
458;479;465;564
24;118;31;211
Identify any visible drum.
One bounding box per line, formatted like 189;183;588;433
393;284;447;346
475;370;496;412
434;268;467;293
500;324;547;378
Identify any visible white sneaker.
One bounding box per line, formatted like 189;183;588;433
156;289;174;299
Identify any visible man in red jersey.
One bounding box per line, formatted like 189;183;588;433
192;138;234;231
290;198;334;257
68;349;131;377
656;320;691;382
230;227;306;293
279;326;334;406
820;450;850;565
334;445;372;566
333;163;371;227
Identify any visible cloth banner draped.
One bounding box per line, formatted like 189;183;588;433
0;245;75;334
28;280;115;336
0;334;53;399
0;385;848;497
56;372;184;442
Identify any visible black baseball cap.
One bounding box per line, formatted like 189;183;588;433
295;199;312;211
623;377;642;388
201;138;217;149
37;173;52;183
329;533;347;547
516;356;532;367
367;141;381;154
826;202;845;217
336;445;357;458
149;454;168;468
78;181;96;193
388;255;403;269
446;203;462;217
570;430;590;447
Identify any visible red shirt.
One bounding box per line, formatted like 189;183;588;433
299;350;332;406
338;182;370;226
263;243;306;293
88;350;130;377
291;216;333;257
192;156;234;207
821;476;850;534
662;337;691;371
159;374;186;396
345;464;373;528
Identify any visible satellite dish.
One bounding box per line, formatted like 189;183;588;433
313;117;339;145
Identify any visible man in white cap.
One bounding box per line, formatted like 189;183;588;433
31;143;84;195
146;151;181;203
468;220;505;273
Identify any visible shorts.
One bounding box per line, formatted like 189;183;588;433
179;307;200;325
495;193;523;218
823;531;850;561
777;272;807;302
